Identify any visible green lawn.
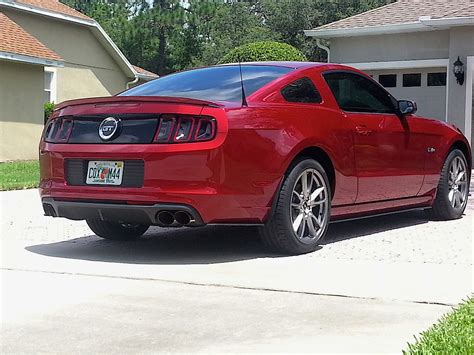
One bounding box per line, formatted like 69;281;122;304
405;297;474;354
0;160;40;191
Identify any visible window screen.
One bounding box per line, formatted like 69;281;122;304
281;77;322;103
323;72;395;114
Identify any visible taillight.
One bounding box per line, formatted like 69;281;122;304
44;117;73;143
154;115;216;143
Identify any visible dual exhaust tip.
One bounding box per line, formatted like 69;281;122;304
156;210;194;226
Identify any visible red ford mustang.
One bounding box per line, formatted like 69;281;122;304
39;62;471;254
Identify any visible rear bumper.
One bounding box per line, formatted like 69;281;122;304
42;198;204;227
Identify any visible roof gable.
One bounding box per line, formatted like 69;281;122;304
0;0;141;78
0;10;62;64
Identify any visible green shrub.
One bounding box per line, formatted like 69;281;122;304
44;102;55;123
219;41;307;64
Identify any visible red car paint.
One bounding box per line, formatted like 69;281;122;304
39;62;471;223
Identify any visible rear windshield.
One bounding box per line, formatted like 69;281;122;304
120;65;293;102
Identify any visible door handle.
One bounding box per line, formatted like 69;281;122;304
355;125;373;136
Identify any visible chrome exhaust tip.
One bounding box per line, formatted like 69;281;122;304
157;211;175;226
174;211;192;225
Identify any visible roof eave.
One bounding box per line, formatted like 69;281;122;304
305;16;474;39
0;51;64;67
136;73;158;81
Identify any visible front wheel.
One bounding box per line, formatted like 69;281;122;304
427;149;469;220
86;219;149;241
260;158;331;255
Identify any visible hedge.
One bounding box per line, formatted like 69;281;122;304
219;41;307;64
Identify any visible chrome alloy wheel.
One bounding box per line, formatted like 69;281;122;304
290;168;329;243
448;156;468;210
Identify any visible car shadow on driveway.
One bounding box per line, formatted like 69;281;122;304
25;210;430;265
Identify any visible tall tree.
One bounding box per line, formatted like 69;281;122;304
62;0;396;73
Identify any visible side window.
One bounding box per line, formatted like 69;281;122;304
323;72;395;114
281;77;322;104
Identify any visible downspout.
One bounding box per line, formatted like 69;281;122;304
316;38;331;63
126;76;139;89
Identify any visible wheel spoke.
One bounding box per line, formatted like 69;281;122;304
298;218;306;239
293;213;304;232
292;190;302;202
455;190;464;204
310;198;327;207
310;186;325;202
301;172;309;199
453;158;459;175
448;189;455;204
455;171;465;184
306;215;317;237
307;173;314;195
454;192;461;208
309;212;321;228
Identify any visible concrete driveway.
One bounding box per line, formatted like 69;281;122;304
1;176;472;353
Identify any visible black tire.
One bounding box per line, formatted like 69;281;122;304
86;219;149;240
427;149;469;220
260;158;331;255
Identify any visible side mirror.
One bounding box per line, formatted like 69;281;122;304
397;100;417;115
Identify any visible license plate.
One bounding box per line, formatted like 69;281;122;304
86;161;124;186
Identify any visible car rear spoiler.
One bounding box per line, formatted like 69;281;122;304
54;96;223;111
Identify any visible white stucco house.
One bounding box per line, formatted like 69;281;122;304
305;0;474;156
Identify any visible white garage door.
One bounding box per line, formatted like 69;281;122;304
366;68;447;121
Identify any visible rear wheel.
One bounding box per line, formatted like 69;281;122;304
86;219;149;240
427;149;469;220
260;158;331;255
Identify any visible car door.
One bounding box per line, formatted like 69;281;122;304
323;71;425;203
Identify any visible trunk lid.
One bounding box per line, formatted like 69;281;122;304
48;96;224;145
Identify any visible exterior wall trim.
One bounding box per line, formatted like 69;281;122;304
0;51;63;67
343;59;449;70
305;16;474;39
465;56;473;145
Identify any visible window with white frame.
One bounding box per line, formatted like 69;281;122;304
44;68;57;103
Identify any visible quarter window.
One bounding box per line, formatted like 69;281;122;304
281;77;322;103
323;72;395;114
403;73;421;87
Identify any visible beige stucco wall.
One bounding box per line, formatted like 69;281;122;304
0;60;44;161
330;30;450;63
3;8;130;102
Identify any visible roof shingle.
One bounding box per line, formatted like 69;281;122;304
315;0;474;31
0;11;62;62
133;65;158;78
13;0;92;21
